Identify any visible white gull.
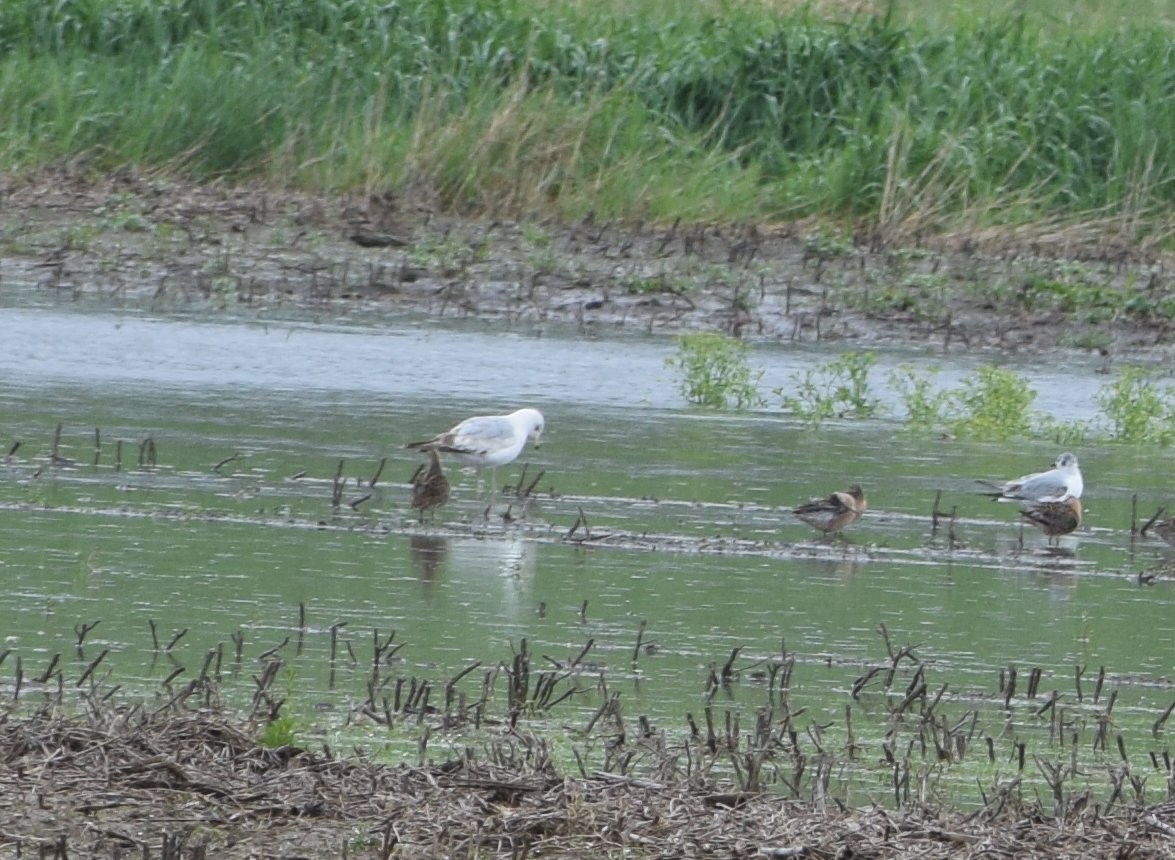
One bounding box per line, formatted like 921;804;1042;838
979;452;1083;503
406;408;545;469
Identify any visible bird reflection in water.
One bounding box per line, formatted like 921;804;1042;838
448;536;537;614
410;534;449;592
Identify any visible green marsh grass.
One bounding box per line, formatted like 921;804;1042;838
0;0;1172;237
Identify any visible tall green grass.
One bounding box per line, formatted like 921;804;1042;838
0;0;1171;237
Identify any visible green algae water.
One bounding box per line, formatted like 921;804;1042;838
1;304;1173;808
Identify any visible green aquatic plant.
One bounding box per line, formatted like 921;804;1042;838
887;364;951;431
1016;262;1117;319
778;351;882;426
1003;262;1175;328
889;363;1174;446
666;332;764;410
888;362;1038;440
1034;415;1091;447
1095;366;1175;445
948;365;1036;441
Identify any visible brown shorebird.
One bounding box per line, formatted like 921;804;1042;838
1018;495;1082;545
410;449;450;522
793;485;867;536
978;452;1083;503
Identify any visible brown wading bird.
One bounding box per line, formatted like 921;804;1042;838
1018;495;1082;545
410;449;450;522
793;485;867;536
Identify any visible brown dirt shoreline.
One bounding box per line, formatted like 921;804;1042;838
3;170;1173;361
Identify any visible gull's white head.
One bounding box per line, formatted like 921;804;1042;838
513;408;545;447
1052;452;1083;499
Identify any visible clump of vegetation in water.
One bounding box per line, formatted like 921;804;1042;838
779;351;882;425
890;364;1052;442
1034;414;1091;447
667;332;764;410
888;364;952;431
947;365;1037;441
1095;366;1175;445
883;361;1034;437
764;354;1175;447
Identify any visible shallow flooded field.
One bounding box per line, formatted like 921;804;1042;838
2;297;1174;811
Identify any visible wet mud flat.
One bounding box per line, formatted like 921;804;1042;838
2;170;1173;357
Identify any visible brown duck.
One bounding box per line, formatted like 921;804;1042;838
410;449;450;522
793;485;867;536
1018;495;1082;544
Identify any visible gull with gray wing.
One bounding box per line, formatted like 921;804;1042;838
406;408;544;468
979;452;1083;503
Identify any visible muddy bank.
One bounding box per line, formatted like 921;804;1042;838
2;170;1172;359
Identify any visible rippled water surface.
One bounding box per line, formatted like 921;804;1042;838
2;299;1173;805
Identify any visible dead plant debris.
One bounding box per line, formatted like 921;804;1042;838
0;701;1172;859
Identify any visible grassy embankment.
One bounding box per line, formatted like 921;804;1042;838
0;0;1171;244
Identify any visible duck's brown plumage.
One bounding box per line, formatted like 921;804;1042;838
793;485;867;535
1018;496;1081;541
410;449;450;521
